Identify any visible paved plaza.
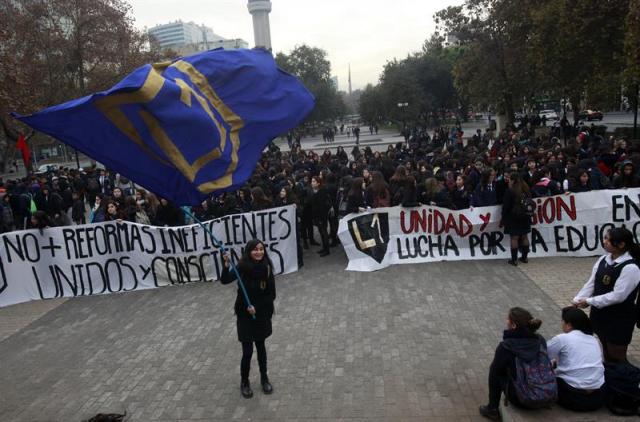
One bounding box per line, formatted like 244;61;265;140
0;249;637;421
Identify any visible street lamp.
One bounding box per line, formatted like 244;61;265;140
397;102;408;124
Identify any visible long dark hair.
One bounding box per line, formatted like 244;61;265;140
561;307;593;335
508;307;542;334
349;177;365;198
607;227;640;261
509;172;529;199
238;239;273;272
368;171;389;200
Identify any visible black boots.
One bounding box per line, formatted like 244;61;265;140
261;374;273;394
508;248;518;266
240;380;253;398
241;377;273;397
478;405;500;420
519;246;529;263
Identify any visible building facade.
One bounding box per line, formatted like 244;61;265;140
148;20;247;54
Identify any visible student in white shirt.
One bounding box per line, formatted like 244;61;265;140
547;307;604;411
573;227;640;363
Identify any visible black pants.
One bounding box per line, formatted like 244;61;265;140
557;377;604;412
315;219;329;251
488;375;521;409
241;341;267;382
329;214;339;242
301;211;314;241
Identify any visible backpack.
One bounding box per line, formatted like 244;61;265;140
87;177;100;192
604;361;640;416
510;343;558;408
28;194;37;215
517;196;536;217
135;210;151;225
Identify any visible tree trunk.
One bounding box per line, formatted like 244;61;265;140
0;139;8;174
571;95;581;125
503;93;515;125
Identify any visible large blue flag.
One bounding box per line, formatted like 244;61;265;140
13;49;314;205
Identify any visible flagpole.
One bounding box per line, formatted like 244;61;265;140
182;208;256;320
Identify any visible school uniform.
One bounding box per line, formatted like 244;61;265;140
574;252;640;347
501;188;531;236
547;330;605;411
221;261;276;343
221;259;276;390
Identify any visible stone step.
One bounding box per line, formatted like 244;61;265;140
499;401;630;421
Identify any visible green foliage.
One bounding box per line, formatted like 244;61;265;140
434;0;633;122
358;84;383;124
434;0;535;122
275;45;346;123
529;0;629;118
360;38;459;126
625;0;640;85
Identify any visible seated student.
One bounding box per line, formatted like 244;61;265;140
479;307;547;420
547;307;605;411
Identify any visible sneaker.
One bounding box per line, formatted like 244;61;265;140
478;405;500;420
240;381;253;398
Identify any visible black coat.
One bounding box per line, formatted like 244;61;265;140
489;329;546;394
221;260;276;343
310;187;331;224
501;188;532;236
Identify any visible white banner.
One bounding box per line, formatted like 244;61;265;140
0;205;298;307
338;189;640;271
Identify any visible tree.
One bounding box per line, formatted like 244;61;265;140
358;84;383;124
529;0;630;122
0;0;166;173
275;45;346;123
624;0;640;137
434;0;535;122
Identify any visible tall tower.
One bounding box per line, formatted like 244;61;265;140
348;64;352;96
247;0;272;50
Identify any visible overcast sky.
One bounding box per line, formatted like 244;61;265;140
127;0;462;91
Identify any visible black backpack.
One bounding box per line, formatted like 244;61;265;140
604;361;640;416
513;194;535;218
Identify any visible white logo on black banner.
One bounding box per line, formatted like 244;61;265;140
347;213;389;263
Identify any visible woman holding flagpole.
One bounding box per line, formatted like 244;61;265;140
221;239;276;398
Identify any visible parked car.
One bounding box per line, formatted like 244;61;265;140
539;109;559;121
35;164;59;174
579;109;604;121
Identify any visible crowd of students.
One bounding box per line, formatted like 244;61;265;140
1;121;640;415
1;122;639;255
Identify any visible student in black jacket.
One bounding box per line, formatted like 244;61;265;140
221;239;276;399
310;176;332;256
479;307;546;420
